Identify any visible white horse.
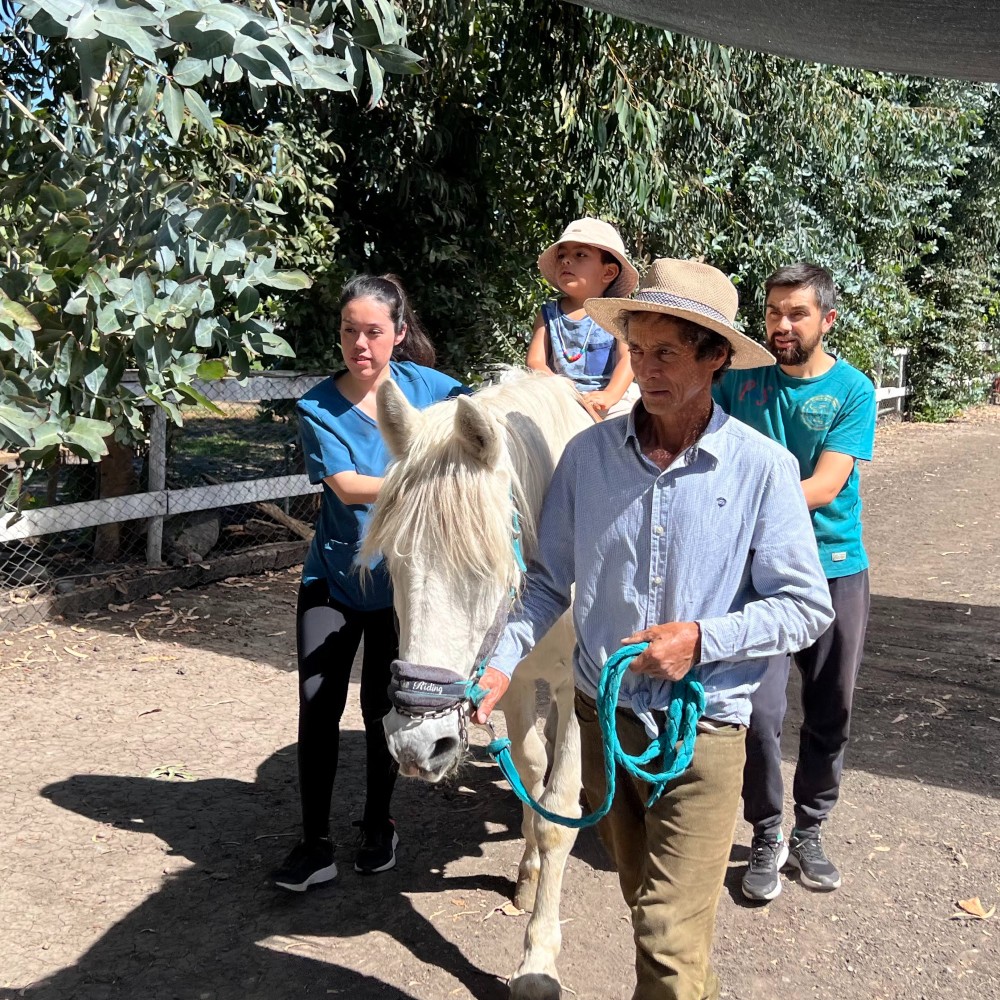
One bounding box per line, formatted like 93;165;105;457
361;371;594;1000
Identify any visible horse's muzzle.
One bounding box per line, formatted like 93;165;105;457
384;706;465;782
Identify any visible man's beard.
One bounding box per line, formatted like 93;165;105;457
767;338;809;366
767;329;823;366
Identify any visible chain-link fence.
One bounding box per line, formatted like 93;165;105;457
1;374;325;632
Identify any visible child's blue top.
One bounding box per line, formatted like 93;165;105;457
297;361;467;609
713;357;876;579
543;300;617;392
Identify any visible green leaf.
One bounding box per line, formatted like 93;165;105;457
0;403;41;449
370;43;422;75
13;327;35;365
282;23;317;59
63;294;89;316
96;304;123;334
162;80;185;142
175;382;224;414
136;69;158;117
133;272;155;314
93;18;158;63
196;359;228;380
365;50;384;108
183;88;216;133
62;416;113;461
193;317;215;347
235;285;260;319
252;329;295;357
194;204;229;238
38;183;68;214
258;42;295;86
257;268;312;290
302;61;353;91
172;57;209;87
0;297;42;331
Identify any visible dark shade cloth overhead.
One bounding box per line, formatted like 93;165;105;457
571;1;1000;81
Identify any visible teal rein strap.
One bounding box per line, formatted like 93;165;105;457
481;643;706;829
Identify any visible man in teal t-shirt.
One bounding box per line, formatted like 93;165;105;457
714;263;876;902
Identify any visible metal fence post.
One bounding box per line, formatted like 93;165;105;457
146;407;167;567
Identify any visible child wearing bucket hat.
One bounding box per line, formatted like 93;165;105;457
527;218;641;415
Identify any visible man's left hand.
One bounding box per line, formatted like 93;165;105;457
622;622;701;681
472;666;510;725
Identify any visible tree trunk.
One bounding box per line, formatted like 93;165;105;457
93;438;138;562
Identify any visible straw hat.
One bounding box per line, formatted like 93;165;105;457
585;258;774;370
537;218;639;299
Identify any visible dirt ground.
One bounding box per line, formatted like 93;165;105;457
1;407;998;1000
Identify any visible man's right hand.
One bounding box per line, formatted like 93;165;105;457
472;666;510;725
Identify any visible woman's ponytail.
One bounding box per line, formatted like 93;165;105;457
381;274;436;367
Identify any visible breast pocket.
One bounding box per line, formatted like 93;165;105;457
584;330;616;377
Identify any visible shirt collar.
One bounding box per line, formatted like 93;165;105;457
622;399;728;465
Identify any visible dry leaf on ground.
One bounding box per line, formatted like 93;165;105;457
949;897;996;920
483;901;526;921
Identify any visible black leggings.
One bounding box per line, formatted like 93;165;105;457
295;580;399;842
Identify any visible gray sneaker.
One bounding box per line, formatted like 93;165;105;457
788;827;841;890
741;833;789;901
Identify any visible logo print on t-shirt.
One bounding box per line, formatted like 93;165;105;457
800;394;840;431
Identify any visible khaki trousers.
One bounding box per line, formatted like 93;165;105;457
576;690;746;1000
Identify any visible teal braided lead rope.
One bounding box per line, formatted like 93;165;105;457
484;642;706;829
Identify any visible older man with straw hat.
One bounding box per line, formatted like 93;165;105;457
475;259;833;1000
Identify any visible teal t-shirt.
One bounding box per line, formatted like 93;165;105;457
713;357;876;579
297;361;468;609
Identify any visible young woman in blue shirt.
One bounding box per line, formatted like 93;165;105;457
273;275;466;891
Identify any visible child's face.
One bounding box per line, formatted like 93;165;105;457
554;242;620;300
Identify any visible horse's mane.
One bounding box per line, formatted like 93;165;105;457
362;371;588;600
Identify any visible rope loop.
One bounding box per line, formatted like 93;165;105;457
486;642;705;829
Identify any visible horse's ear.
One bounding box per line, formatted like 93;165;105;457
454;395;502;467
378;379;423;458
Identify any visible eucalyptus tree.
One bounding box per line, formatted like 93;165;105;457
0;0;419;475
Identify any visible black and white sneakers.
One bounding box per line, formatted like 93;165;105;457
742;833;790;901
272;838;338;893
787;827;842;890
353;819;399;874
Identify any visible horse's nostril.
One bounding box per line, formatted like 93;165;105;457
429;736;460;762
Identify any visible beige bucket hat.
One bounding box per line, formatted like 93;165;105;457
585;258;775;370
537;218;640;299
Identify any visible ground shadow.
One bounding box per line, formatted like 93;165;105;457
780;594;1000;799
9;736;527;1000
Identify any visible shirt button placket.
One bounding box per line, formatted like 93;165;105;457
649;487;667;625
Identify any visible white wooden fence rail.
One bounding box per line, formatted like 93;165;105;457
0;474;322;543
874;347;912;415
0;374;328;562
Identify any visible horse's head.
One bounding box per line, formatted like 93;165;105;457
363;380;537;782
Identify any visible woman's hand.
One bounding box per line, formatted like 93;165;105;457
621;622;701;681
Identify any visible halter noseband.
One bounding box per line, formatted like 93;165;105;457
387;496;527;746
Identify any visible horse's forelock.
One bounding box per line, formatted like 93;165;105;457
363;406;521;597
363;372;585;598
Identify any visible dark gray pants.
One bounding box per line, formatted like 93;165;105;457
742;569;870;836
